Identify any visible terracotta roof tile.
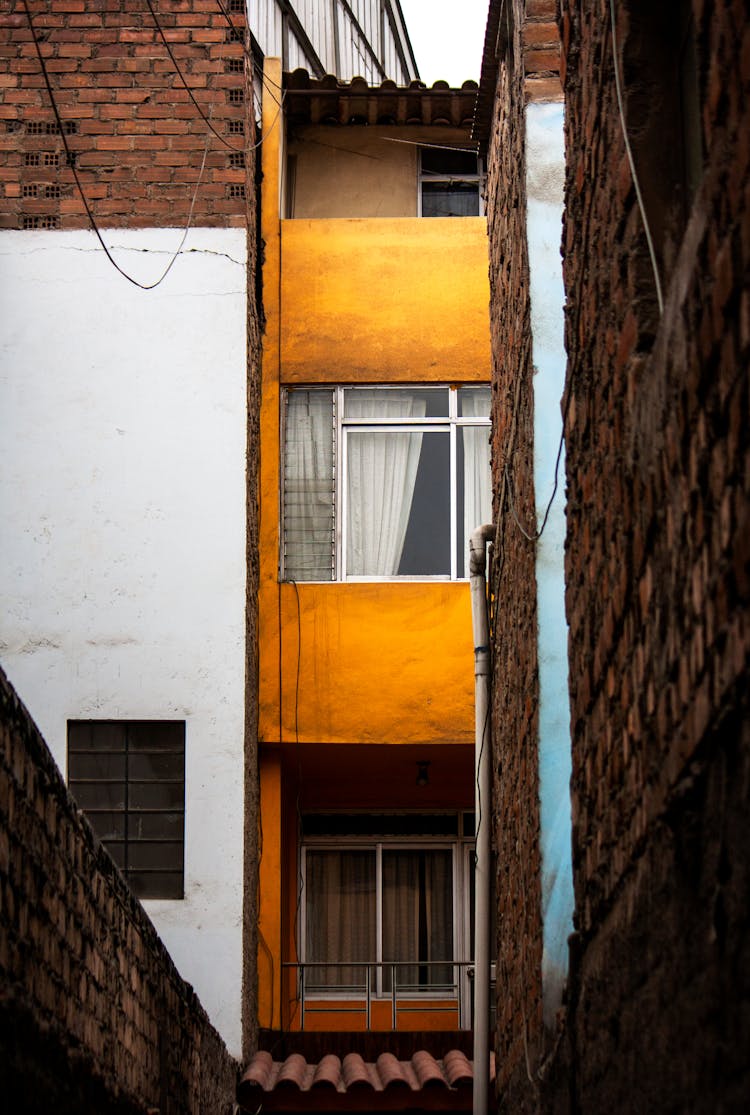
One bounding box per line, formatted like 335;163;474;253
284;70;478;130
238;1049;496;1112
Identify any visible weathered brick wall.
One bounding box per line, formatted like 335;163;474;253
0;0;250;229
478;3;564;1111
556;0;750;1110
0;665;238;1113
483;2;541;1110
242;132;261;1065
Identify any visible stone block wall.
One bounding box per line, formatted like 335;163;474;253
0;665;238;1113
0;0;251;229
557;0;750;1110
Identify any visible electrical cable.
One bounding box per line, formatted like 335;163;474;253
144;0;244;152
609;0;664;314
21;0;282;288
21;0;230;290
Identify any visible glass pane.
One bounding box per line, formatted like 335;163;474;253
128;812;184;841
104;840;126;868
129;752;184;780
128;841;184;872
422;182;480;217
68;721;127;752
382;850;453;991
457;426;492;578
458;386;491;419
71;781;126;811
128;781;184;810
305;850;376;990
284;389;335;581
127;870;184;900
128;722;184;751
343;387;448;419
68;752;126;780
86;810;126;842
347;430;450;576
421;149;478;176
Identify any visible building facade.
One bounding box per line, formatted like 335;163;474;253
0;0;257;1059
254;57;493;1054
477;1;750;1112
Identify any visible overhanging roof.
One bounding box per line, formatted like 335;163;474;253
284;70;478;130
238;1049;496;1112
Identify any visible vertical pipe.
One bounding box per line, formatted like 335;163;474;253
470;524;494;1115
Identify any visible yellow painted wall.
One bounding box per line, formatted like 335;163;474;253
279;217;491;382
289;126;418;217
257;59;490;1035
259;582;475;746
288;125;476;219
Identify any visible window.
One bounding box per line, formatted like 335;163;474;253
301;815;475;996
282;385;492;581
68;720;185;900
419;148;482;217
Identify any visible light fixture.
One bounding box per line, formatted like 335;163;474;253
416;760;430;787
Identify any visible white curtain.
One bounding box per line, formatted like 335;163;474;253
346;392;427;576
305;850;375;989
284;391;334;581
381;850;453;991
461;389;492;577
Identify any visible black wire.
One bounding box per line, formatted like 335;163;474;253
290;580;302;745
144;0;244;151
21;0;183;290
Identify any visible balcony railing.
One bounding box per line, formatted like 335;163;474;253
282;961;490;1031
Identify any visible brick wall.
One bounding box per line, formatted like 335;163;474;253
480;2;546;1110
478;2;564;1110
0;0;251;229
0;664;238;1113
556;0;750;1110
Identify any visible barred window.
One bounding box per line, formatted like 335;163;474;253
68;720;185;900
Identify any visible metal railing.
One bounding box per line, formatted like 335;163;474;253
282;960;481;1031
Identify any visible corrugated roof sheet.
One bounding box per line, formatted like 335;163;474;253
238;1048;496;1112
284;70;478;129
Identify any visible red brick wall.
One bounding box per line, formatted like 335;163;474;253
482;3;543;1111
0;665;238;1113
556;0;750;1110
0;0;251;229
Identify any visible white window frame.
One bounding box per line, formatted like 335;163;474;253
281;384;491;583
417;149;485;218
299;825;475;1001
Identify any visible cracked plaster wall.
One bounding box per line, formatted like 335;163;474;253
0;225;248;1057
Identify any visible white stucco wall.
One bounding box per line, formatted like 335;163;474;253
525;103;575;1028
0;227;248;1056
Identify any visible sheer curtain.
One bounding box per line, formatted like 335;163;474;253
461;389;492;577
284;390;334;581
305;850;375;989
382;850;453;991
346;392;427;576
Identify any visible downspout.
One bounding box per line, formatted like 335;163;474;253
470;523;494;1115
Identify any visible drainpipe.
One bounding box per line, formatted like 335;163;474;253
470;524;494;1115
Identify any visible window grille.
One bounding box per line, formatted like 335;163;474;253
68;720;186;900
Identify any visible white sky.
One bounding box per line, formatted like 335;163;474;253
398;0;488;87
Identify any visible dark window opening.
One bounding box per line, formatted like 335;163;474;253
68;720;185;900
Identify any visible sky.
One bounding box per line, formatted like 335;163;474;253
398;0;488;87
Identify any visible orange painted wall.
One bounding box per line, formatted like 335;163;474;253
279;217;491;383
257;59;490;1033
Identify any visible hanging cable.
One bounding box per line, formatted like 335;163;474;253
144;0;244;152
21;0;278;288
609;0;664;314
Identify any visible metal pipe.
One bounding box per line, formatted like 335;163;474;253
469;524;494;1115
